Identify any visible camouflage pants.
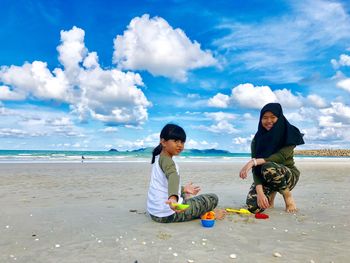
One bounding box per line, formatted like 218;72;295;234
246;162;299;213
150;193;218;223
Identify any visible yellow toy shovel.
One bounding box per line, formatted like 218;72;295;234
226;208;251;214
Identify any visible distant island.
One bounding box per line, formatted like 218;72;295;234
294;149;350;157
108;148;119;152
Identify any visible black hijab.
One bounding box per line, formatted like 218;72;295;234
253;103;304;159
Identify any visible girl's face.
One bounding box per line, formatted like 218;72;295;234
261;111;278;131
161;139;185;157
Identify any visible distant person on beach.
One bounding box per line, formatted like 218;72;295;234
147;123;225;223
239;103;304;213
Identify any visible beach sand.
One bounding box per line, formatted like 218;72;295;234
1;159;349;262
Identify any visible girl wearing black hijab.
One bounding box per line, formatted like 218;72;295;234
239;103;304;213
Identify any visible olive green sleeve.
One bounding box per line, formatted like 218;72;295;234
253;172;263;185
251;138;256;158
265;145;295;163
251;139;262;185
159;154;180;200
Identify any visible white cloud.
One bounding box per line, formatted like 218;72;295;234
57;26;87;80
186;139;218;150
337;78;350;92
0;85;25;101
113;14;217;82
208;83;303;109
197;120;238;134
204;111;236;122
101;127;118;133
144;133;160;143
231;83;277;109
338;54;350;67
320;102;350;124
208;93;230;108
0;26;151;127
196;111;239;134
233;135;254;145
274;89;302;108
0;128;33;138
307;94;327;108
331;54;350;69
49;117;73;126
318;115;342;127
0;105;84;139
0;61;71;101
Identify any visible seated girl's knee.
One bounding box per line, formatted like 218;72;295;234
210;193;219;205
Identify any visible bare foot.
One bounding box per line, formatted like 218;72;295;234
268;192;277;208
214;208;227;220
282;190;297;213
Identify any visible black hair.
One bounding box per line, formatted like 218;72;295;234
151;123;186;163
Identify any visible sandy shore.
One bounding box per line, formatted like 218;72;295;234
1;159;349;262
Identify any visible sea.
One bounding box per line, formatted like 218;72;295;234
0;150;252;163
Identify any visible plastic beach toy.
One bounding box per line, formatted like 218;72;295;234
174;204;190;210
201;211;215;220
225;208;251;214
201;211;216;228
201;219;215;228
255;213;269;219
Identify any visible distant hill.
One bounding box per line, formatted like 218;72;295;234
185;148;230;154
108;148;119;152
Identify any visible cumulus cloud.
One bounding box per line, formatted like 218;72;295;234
0;104;86;142
113;14;217;82
0;85;26;101
331;53;350;69
208;83;302;109
337;78;350;92
294;102;350;145
307;94;327;108
274;89;302;108
231;83;277;109
196;111;238;134
320;102;350;124
0;26;151;127
208;93;230;108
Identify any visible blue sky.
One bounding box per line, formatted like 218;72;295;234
1;0;350;152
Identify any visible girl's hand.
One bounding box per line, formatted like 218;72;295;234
239;160;254;179
257;192;270;209
165;199;185;213
184;182;201;196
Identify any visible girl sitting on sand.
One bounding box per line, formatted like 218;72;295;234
147;123;225;223
239;103;304;213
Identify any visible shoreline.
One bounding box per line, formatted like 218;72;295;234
0;154;349;164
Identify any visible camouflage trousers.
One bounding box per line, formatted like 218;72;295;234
150;193;218;223
246;162;299;213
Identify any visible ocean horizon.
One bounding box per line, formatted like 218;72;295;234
0;149;251;163
0;149;346;163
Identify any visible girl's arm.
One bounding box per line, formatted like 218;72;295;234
256;184;269;209
239;158;266;179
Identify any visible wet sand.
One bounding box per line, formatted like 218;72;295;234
1;159;349;262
